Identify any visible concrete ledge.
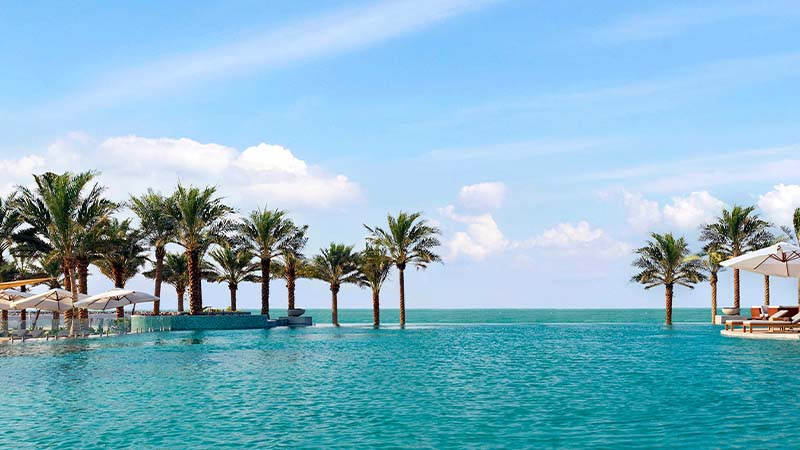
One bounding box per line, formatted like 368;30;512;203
278;316;313;327
720;329;800;340
131;314;277;332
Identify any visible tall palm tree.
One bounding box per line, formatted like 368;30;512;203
206;244;259;311
129;190;177;315
274;223;310;311
358;244;392;328
311;243;361;327
95;218;149;318
697;249;725;323
170;184;233;315
632;233;706;325
780;206;800;305
16;171;107;335
700;205;771;310
239;207;293;318
145;252;189;312
365;211;441;327
0;193;20;329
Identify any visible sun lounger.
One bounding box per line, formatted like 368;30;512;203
725;310;788;331
742;312;800;333
10;329;29;342
28;329;45;339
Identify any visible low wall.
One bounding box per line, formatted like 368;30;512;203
131;314;277;332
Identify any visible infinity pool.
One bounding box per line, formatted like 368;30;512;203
1;310;797;448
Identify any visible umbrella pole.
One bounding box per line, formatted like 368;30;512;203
32;310;41;329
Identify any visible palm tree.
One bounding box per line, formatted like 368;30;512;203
16;171;107;335
145;252;189;312
31;253;64;288
780;206;800;305
311;243;361;327
130;190;177;315
206;244;259;311
274;223;310;311
632;233;706;325
170;184;233;315
95;218;149;318
700;205;771;310
365;211;441;327
697;249;725;323
0;193;20;329
239;207;293;318
358;244;392;327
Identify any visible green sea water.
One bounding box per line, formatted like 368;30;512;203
1;309;798;449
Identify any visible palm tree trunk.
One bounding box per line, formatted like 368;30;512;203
113;267;125;319
733;268;740;309
177;288;185;312
710;275;718;324
398;266;406;328
153;246;165;316
229;283;237;311
67;260;79;336
1;310;7;333
260;257;270;317
797;278;800;306
287;270;296;310
331;285;339;327
665;284;673;325
77;258;89;322
764;275;770;306
372;288;380;328
187;249;202;315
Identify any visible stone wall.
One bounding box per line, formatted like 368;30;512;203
131;314;277;332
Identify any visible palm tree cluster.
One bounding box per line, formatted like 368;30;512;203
0;171;442;328
633;204;800;325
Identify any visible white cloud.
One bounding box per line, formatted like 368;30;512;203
758;184;800;225
662;191;726;229
623;191;661;231
11;133;361;210
526;221;605;248
458;182;507;209
439;205;508;261
622;190;726;231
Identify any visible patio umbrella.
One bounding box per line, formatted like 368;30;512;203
73;288;159;311
721;242;800;277
12;288;88;312
0;289;32;311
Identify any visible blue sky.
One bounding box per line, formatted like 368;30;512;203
1;0;800;310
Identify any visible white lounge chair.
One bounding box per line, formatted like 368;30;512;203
725;310;788;331
742;312;800;333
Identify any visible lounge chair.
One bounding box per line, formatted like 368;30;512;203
28;329;45;339
10;329;29;342
725;310;788;331
742;312;800;333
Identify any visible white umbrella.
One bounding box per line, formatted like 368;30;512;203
13;288;88;312
0;289;31;310
721;242;800;277
73;288;158;311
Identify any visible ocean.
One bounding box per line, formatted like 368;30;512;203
1;309;796;448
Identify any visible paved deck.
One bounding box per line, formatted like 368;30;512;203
720;329;800;340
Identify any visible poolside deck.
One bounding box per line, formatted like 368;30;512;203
720;329;800;340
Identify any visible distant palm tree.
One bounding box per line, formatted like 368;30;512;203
239;207;293;318
31;253;64;289
170;184;233;315
0;193;20;329
145;252;189;312
311;243;361;327
206;244;259;311
697;249;725;323
358;244;392;327
96;218;149;318
130;190;177;315
700;205;771;309
632;233;706;325
780;206;800;305
273;223;310;311
16;171;107;335
365;211;441;327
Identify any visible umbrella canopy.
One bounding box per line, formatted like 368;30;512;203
12;288;88;312
0;278;54;290
0;289;32;310
721;242;800;278
73;288;158;311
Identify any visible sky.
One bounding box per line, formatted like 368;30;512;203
1;0;800;310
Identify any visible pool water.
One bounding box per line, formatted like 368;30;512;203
1;309;797;448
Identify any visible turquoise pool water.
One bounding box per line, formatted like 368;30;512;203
2;309;797;448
